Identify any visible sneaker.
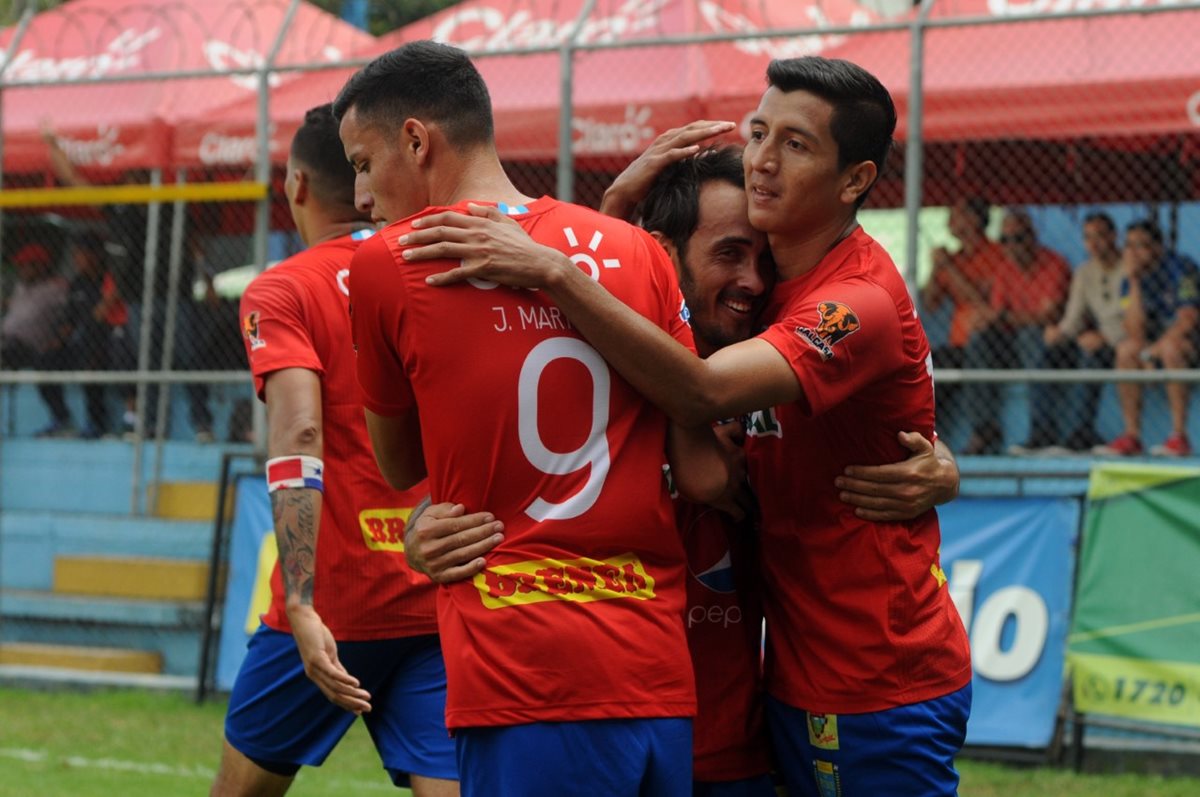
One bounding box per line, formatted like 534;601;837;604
34;420;77;439
1093;434;1143;456
1006;441;1045;456
79;425;105;440
1150;434;1192;457
194;429;216;444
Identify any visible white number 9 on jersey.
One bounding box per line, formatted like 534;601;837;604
518;337;612;521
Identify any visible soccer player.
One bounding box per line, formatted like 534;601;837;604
211;105;457;797
404;57;973;796
333;42;737;796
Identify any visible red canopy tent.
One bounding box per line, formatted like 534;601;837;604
814;0;1200;203
174;0;887;168
0;0;373;174
823;0;1200;143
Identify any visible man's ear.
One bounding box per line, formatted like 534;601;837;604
402;118;431;166
292;169;309;205
840;160;878;206
649;230;681;270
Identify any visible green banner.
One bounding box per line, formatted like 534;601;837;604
1068;464;1200;727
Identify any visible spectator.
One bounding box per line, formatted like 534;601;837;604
1095;220;1200;457
1;243;71;435
42;122;214;441
56;232;129;438
923;197;1006;363
1024;212;1125;453
960;209;1071;454
922;197;1007;423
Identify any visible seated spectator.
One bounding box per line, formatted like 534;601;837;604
1;243;70;436
1020;212;1125;453
959;209;1071;454
55;232;129;439
923;196;1006;370
1096;220;1200;457
923;197;1007;434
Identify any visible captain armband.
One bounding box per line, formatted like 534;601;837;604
266;455;325;493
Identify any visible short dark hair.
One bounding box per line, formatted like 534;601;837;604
1127;219;1163;244
766;56;896;207
1084;212;1115;232
332;40;494;149
960;196;991;231
639;146;744;254
289;105;355;211
291;104;356;210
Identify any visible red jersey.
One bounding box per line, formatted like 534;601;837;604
746;227;971;714
676;498;771;782
350;197;696;729
239;231;437;641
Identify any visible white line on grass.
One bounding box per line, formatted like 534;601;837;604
0;747;398;791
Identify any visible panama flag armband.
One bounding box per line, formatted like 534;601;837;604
266;455;325;493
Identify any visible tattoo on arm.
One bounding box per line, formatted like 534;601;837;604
271;489;318;605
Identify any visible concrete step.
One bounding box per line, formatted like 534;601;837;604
0;641;162;674
0;663;196;691
0;437;254;514
1;510;213;591
0;589;206;628
154;481;226;521
53;556;215;601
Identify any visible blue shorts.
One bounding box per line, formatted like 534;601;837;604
456;718;692;797
225;625;456;785
693;774;778;797
766;683;971;797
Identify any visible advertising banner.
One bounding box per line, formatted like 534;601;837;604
215;475;275;692
939;496;1079;748
1068;464;1200;729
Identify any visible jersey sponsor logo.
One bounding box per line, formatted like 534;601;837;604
242;311;266;350
795;300;860;361
683;510;736;594
474;553;656;610
359;508;414;552
744;407;782;438
808;713;840;750
813;758;843;797
563;225;623;279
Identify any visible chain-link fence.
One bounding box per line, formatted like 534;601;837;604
2;0;1199;509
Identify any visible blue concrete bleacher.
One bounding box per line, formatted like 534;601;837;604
1;381;255;443
0;437;250;679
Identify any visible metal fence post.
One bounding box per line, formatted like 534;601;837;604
130;168;163;515
555;0;597;203
902;0;936;294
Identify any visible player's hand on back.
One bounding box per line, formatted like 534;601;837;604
405;501;505;584
286;604;373;714
402;205;573;290
835;431;959;522
599;120;736;221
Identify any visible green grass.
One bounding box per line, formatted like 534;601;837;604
1;685;1198;796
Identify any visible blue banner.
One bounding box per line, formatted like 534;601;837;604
216;475;274;691
939;496;1079;748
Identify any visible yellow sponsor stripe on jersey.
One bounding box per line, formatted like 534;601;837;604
474;552;656;610
359;507;415;552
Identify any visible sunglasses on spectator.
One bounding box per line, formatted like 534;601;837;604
1001;232;1032;244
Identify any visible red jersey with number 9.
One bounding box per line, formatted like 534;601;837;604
350;197;697;729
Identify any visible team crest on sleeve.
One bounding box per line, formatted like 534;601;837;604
243;311;266;351
795;301;860;361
